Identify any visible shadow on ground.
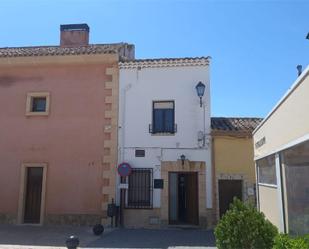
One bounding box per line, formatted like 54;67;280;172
0;224;98;247
88;228;216;248
0;225;216;249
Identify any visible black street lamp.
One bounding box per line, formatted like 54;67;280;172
180;154;186;165
306;33;309;40
195;81;206;107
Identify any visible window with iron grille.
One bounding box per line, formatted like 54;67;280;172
126;168;153;209
150;101;176;134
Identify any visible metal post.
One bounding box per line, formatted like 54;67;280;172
111;198;114;227
119;176;125;227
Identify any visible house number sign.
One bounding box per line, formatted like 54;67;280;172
117;162;132;177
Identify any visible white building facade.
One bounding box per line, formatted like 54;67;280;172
118;57;215;228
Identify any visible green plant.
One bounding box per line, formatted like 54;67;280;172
273;234;309;249
215;198;278;249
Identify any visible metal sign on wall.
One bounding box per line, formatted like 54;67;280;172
255;137;266;149
117;162;132;177
154;179;164;189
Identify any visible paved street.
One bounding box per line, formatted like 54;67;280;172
0;224;104;249
0;225;216;249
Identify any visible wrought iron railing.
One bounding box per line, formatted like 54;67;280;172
149;123;177;134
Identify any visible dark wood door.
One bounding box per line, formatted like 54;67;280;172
186;173;199;225
169;172;199;225
24;167;43;223
178;174;186;223
219;179;242;218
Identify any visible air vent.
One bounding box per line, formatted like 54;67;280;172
135;149;145;157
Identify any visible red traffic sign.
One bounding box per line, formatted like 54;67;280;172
117;162;132;177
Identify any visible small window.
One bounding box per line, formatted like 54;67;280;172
26;92;50;116
127;168;153;209
135;149;145;157
32;97;47;112
257;154;277;185
151;101;176;134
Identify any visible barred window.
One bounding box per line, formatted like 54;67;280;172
127;168;153;209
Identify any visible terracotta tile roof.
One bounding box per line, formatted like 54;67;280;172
119;56;210;68
211;117;263;135
0;43;131;58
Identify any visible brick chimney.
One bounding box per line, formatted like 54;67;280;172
60;24;89;47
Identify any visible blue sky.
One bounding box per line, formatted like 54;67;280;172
1;0;308;118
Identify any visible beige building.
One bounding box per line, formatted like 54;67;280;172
253;65;309;235
211;117;261;221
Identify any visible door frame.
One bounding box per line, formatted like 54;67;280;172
168;171;199;225
17;163;47;225
168;172;178;225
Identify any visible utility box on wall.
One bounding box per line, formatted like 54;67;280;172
154;179;164;189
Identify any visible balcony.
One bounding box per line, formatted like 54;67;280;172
149;123;177;134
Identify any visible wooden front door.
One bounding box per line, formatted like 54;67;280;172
218;179;242;218
169;172;198;225
23;167;43;223
186;173;199;225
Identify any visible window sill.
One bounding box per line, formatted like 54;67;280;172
258;183;278;189
26;112;49;116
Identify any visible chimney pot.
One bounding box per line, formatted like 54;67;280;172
60;24;90;47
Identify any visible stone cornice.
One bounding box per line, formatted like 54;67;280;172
119;57;210;69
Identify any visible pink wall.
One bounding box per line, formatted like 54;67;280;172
0;63;113;217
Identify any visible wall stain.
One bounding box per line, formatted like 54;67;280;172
0;75;43;87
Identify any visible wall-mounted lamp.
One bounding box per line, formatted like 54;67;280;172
195;81;206;107
180;154;186;165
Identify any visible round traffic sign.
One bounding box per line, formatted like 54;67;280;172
117;162;132;177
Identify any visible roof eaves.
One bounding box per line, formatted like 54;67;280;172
0;44;126;58
211;129;253;138
119;56;210;69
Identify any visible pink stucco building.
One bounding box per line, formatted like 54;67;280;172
0;24;134;225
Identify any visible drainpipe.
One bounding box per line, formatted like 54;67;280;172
203;102;206;147
121;84;132;162
255;161;260;211
201;98;212;208
117;83;132;227
117;84;132;184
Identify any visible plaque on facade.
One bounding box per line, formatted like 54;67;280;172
154;179;164;189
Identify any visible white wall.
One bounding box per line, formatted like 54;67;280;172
118;64;212;208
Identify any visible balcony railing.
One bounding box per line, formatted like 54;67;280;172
149;124;177;134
